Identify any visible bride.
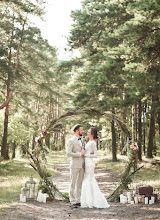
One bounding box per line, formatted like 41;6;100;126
81;127;110;209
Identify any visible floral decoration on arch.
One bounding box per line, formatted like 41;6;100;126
35;126;49;145
130;142;139;152
34;126;49;160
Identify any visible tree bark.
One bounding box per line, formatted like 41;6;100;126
138;100;142;161
62;126;66;150
157;112;160;139
147;100;155;158
0;91;12;110
111;108;117;162
1;79;11;160
143;103;147;155
155;95;160;139
132;105;136;142
1;111;9;160
120;133;124;154
32;135;35;150
153;124;156;156
12;141;16;159
1;46;12;160
1;16;26;160
135;104;137;141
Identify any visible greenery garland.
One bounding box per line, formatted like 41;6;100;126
107;140;142;202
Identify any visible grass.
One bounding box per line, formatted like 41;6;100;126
0;159;39;205
46;150;70;169
0;150;70;207
96;150;160;191
0;150;160;208
96;150;129;175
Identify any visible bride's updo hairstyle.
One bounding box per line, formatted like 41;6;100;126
90;127;98;140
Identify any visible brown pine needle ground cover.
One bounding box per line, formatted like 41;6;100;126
0;150;160;220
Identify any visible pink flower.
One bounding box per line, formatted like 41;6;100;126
130;142;139;151
35;137;39;142
130;144;134;149
35;136;41;144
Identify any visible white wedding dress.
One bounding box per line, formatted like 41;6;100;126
81;140;110;208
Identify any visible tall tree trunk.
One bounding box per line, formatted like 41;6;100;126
12;141;16;159
0;91;12;110
135;104;137;141
62;125;66;150
155;96;160;139
22;145;26;156
143;102;147;155
1;86;10;160
153;126;156;156
120;109;126;155
54;132;58;145
1;45;12;160
111;108;117;162
1;15;24;160
157;112;160;139
32;135;35;150
132;104;136;142
138;100;142;161
147;99;155;158
45;94;52;149
1;111;9;159
143;125;146;155
132;104;138;171
120;133;125;155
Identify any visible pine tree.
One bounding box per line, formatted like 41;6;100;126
0;0;45;159
68;0;160;159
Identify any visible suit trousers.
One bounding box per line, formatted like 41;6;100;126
69;167;84;204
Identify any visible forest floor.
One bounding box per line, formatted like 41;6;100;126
0;155;160;220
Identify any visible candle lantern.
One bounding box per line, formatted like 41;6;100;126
25;175;36;199
21;184;29;199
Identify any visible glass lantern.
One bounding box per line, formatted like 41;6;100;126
25;175;36;199
21;183;29;199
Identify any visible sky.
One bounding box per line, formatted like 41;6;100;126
37;0;82;60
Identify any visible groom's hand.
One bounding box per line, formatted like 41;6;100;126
81;149;85;156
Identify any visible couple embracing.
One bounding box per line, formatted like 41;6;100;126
66;125;110;209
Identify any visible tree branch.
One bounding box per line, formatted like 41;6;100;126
47;109;130;136
0;91;12;110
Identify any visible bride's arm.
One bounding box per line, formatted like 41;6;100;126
85;142;98;158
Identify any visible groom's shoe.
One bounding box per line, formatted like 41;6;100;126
71;204;78;208
75;203;81;206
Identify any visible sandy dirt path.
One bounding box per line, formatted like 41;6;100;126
0;162;160;220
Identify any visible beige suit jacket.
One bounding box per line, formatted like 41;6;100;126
66;135;85;168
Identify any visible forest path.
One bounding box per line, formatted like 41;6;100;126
0;161;160;220
52;161;118;195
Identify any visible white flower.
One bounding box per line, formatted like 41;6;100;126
42;126;46;130
35;136;40;142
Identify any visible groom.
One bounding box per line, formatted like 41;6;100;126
66;124;85;208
